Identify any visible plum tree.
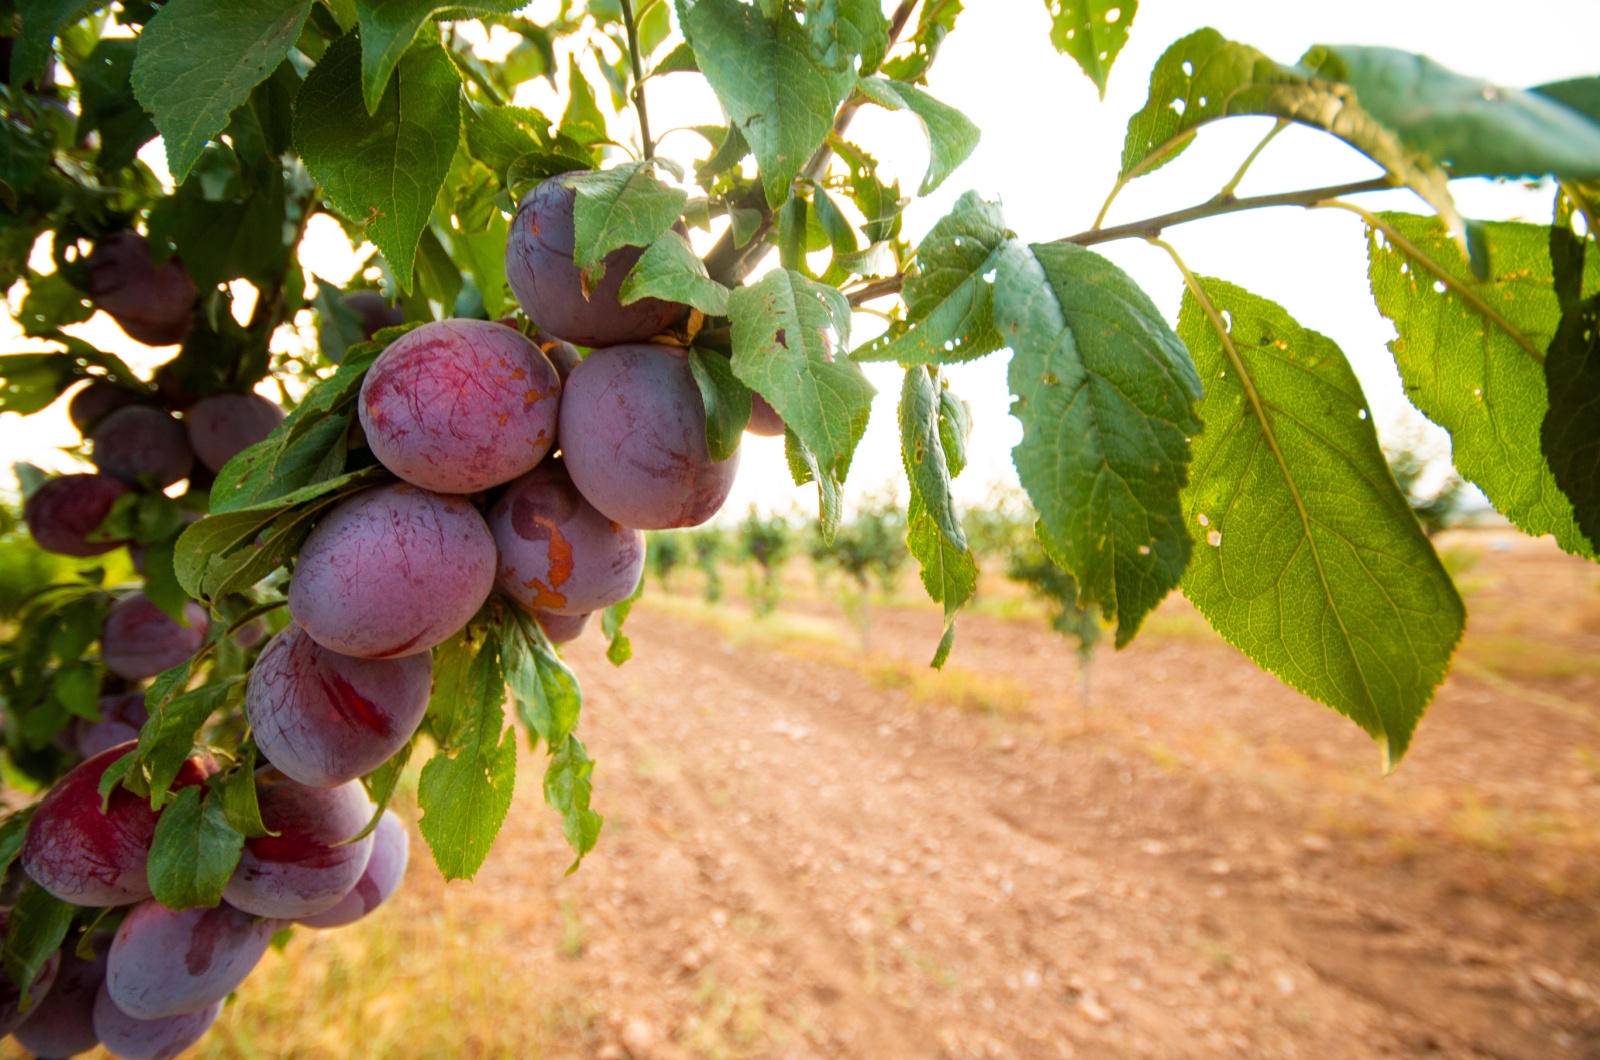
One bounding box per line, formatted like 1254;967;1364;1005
245;624;432;788
85;232;196;348
89;406;194;489
75;691;150;759
106;900;279;1019
559;345;738;529
358;318;561;494
745;394;785;438
221;768;376;918
92;984;219;1060
505;175;685;346
23;473;130;557
101;594;209;681
287;484;497;658
12;934;107;1057
342;290;404;339
0;911;59;1036
298;808;409;928
185;392;286;473
68;379;142;432
536;609;591;644
21;743;210;906
488;459;646;616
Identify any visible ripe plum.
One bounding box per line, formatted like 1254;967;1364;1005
221;769;375;918
106;901;278;1019
89;406;193;488
68;380;141;432
489;460;644;616
746;394;786;437
76;692;149;759
185;392;285;473
245;624;431;788
505;175;684;346
12;934;105;1056
536;609;591;644
23;473;129;557
298;809;409;928
92;985;218;1060
86;232;196;347
288;484;496;659
558;344;738;529
101;594;208;681
358;319;560;493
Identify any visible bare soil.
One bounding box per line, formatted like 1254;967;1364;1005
422;529;1600;1058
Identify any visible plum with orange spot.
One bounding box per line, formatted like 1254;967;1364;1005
488;459;645;617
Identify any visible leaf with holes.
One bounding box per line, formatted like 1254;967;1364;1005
1365;211;1595;558
1177;276;1464;767
995;240;1202;646
1043;0;1137;98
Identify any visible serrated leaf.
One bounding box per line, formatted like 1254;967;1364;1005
619;230;731;315
995;240;1202;646
1365;212;1594;558
679;0;856;207
353;0;521;114
130;0;311;183
563;162;688;284
688;347;752;462
900;366;976;667
355;738;415;841
417;726;516;881
464;100;555;175
1304;46;1600;182
1043;0;1137;98
147;785;244;909
1543;222;1600;552
2;883;71;1007
293;32;460;292
730;268;872;498
855;76;979;196
558;61;608;147
501;610;584;749
544;733;602;870
1176;276;1465;767
853;190;1006;364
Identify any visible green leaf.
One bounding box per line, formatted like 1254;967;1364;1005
900;366;976;667
413;225;462;311
1176;276;1465;767
0;809;36;881
688;347;752;462
352;0;521;114
679;0;855;206
137;534;191;626
1543;218;1600;552
12;0;101;88
417;726;517;881
562;162;688;283
600;576;643;667
1304;46;1600;182
1365;212;1594;558
51;663;99;721
855;77;979;196
650;40;699;77
852;191;1006;364
879;0;962;84
808;0;889;77
17;273;93;337
730;268;872;499
217;750;274;839
2;883;71;1007
618;230;731;316
453;211;511;319
71;38;159;170
130;0;312;183
463;100;555;175
784;427;843;541
131;677;241;807
293;32;460;292
355;738;415;840
994;240;1203;646
1042;0;1137;98
501;610;584;748
147;785;244;909
558;62;608;147
544;733;602;871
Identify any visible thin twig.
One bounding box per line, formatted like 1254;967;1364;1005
619;0;654;159
1217;118;1288;200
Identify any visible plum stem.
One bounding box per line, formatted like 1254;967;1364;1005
619;0;654;160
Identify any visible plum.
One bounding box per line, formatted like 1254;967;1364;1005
68;379;142;432
343;290;404;339
106;901;278;1019
287;484;496;659
358;318;561;494
489;460;645;616
89;406;193;489
92;984;218;1060
75;692;149;759
505;175;685;347
298;809;409;929
21;742;210;907
23;473;130;557
558;344;739;529
222;768;375;918
86;232;196;348
185;392;285;473
0;911;60;1036
746;393;786;437
536;609;591;644
245;624;432;788
101;594;209;681
12;933;107;1057
532;329;582;383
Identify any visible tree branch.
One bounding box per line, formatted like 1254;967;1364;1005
619;0;654;160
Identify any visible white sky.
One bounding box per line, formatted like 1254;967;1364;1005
6;0;1599;521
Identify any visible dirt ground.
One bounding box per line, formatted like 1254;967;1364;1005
382;528;1600;1059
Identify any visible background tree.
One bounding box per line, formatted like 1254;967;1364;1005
736;507;794;616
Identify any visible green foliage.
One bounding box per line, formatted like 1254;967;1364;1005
146;783;245;910
621;230;733;315
1542;203;1600;552
647;530;687;588
737;508;793;615
687;347;752;462
1043;0;1138;98
691;525;727;602
899;365;976;667
1004;524;1101;663
855;76;979;196
564;161;688;281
